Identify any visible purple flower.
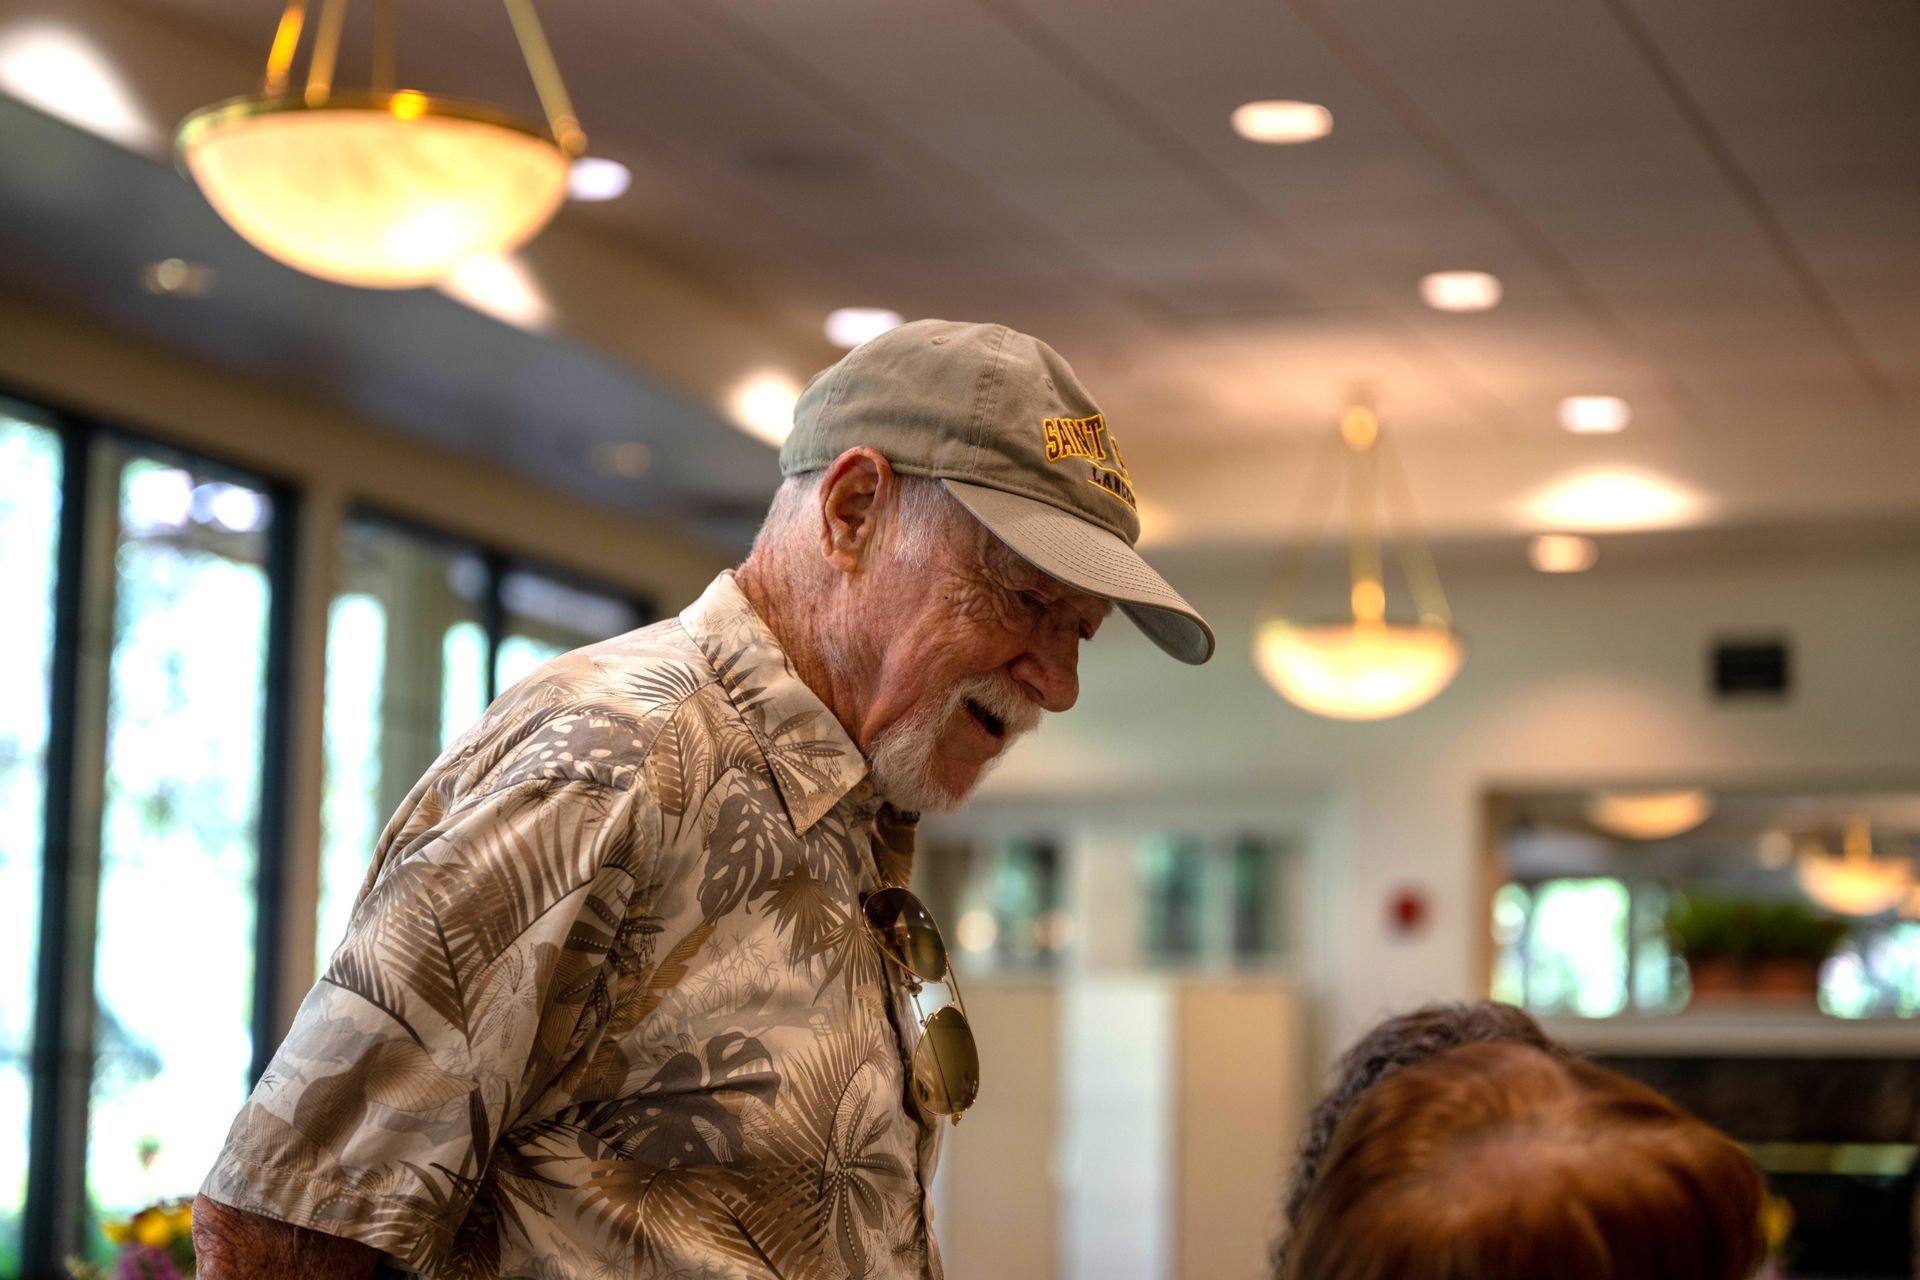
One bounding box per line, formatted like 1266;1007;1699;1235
115;1245;182;1280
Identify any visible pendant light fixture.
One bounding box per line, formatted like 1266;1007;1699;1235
176;0;585;289
1795;817;1913;917
1585;789;1715;841
1254;400;1464;721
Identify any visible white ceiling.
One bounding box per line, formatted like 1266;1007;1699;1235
1;0;1917;547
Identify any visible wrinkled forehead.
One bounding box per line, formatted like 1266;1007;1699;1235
968;518;1114;620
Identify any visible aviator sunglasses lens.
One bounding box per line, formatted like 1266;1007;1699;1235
862;886;949;983
911;1004;980;1115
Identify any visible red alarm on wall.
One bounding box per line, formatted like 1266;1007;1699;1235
1389;886;1430;937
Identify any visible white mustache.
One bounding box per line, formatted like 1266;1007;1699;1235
951;672;1042;740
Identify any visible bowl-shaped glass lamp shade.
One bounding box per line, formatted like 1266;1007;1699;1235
178;94;570;289
1796;853;1912;917
1584;789;1715;841
1254;620;1464;721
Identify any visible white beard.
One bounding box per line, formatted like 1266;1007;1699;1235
868;672;1041;813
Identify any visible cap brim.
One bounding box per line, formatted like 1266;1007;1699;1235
943;480;1215;665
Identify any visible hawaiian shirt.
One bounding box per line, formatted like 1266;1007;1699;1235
203;572;945;1280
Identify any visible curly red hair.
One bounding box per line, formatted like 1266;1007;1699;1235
1280;1042;1765;1280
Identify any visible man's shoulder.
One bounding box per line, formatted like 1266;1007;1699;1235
441;614;740;795
567;613;718;712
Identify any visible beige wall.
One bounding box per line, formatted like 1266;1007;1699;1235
0;295;730;1027
935;984;1061;1280
1175;982;1305;1280
935;979;1309;1280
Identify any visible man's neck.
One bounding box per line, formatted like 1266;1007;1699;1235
734;560;874;751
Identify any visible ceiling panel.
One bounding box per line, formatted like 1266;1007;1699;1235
4;0;1917;550
1320;0;1915;430
1621;0;1920;411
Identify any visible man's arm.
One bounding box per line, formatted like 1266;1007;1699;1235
192;1194;382;1280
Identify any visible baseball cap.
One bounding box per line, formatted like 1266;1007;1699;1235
780;319;1214;664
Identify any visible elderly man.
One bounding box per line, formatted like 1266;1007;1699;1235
194;320;1212;1279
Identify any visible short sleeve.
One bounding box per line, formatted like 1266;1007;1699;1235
200;749;654;1272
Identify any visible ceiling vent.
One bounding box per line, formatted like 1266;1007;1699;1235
1711;637;1791;701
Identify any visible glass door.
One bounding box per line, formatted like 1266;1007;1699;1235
0;408;63;1275
85;442;277;1236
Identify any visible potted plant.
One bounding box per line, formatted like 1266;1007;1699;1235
1667;896;1849;1005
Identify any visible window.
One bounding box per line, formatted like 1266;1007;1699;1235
1138;833;1294;969
1490;788;1920;1020
4;393;651;1275
949;839;1067;974
1140;836;1207;962
1822;924;1920;1018
87;442;278;1230
1;402;292;1276
317;520;485;970
495;567;643;692
317;516;647;973
0;408;61;1274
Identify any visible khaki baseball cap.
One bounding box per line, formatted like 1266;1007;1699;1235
781;319;1214;664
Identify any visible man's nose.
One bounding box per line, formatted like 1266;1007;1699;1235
1011;626;1080;714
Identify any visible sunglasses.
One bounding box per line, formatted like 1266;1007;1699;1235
861;886;980;1122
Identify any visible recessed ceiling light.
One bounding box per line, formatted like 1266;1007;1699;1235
0;21;160;152
1522;468;1703;532
1557;395;1632;434
567;156;631;202
1419;270;1502;312
824;307;904;349
727;371;803;446
140;258;215;297
1230;100;1333;144
596;441;653;479
1528;534;1598;574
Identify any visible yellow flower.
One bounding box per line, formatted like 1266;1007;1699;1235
101;1220;132;1246
168;1202;194;1235
132;1208;173;1250
1762;1193;1795;1253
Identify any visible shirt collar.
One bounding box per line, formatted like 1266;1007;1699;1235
678;571;871;833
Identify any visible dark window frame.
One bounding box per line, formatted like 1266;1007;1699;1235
344;502;656;705
7;387;298;1279
5;388;661;1278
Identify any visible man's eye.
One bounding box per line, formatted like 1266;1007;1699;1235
1015;590;1045;614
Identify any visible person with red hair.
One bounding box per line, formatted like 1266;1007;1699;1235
1278;1038;1767;1280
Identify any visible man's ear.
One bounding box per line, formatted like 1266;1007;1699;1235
817;447;896;574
